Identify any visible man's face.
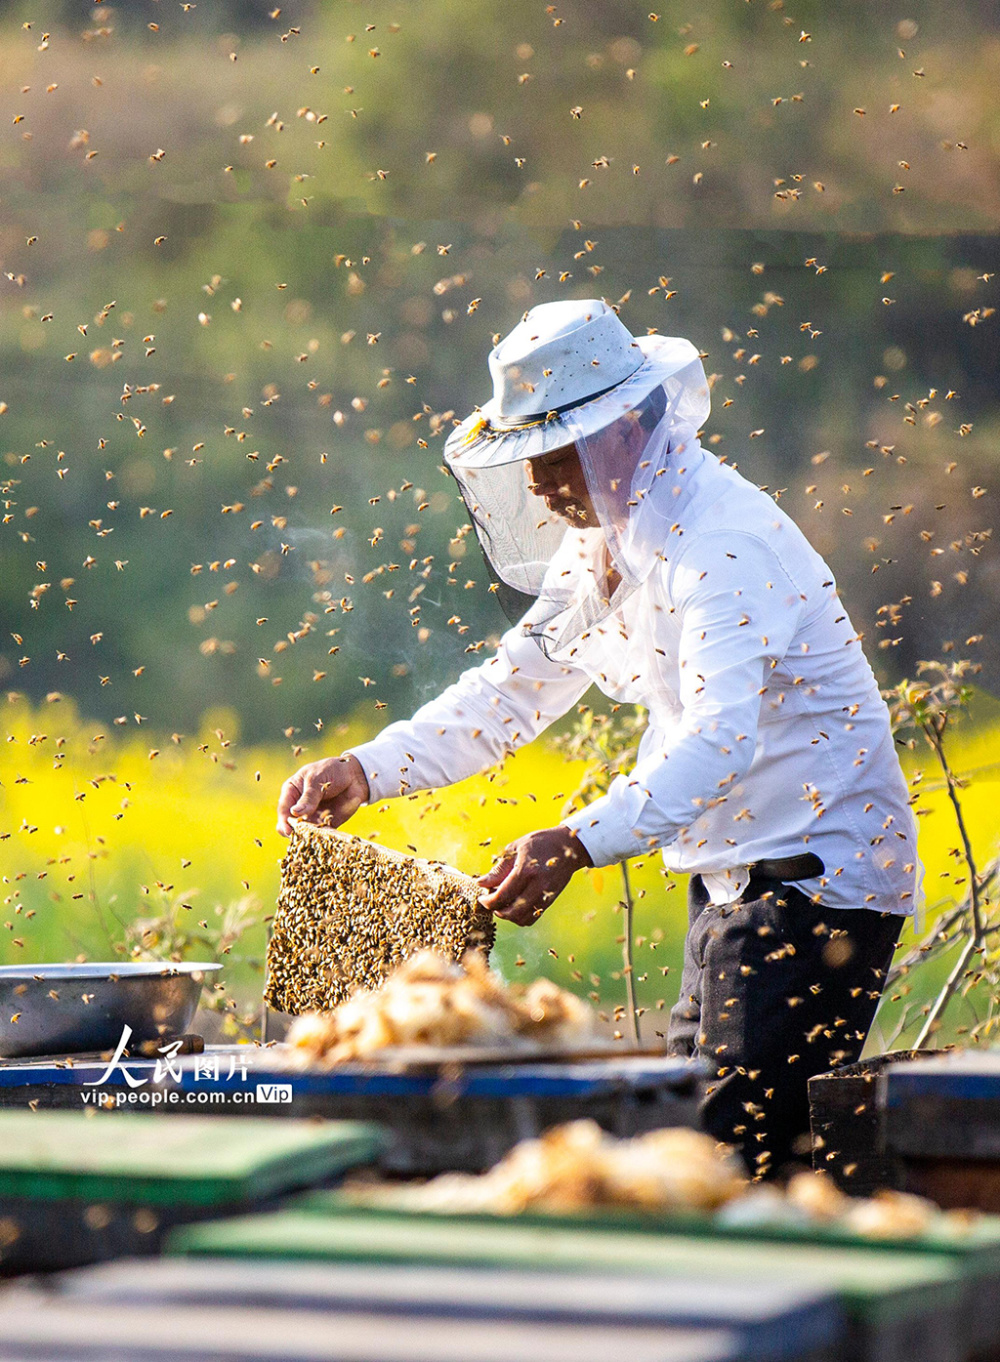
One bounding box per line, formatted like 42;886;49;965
525;413;651;527
525;443;595;525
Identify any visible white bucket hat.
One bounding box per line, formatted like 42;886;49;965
445;299;708;465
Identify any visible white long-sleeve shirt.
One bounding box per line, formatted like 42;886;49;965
349;446;919;916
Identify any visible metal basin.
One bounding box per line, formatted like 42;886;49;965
0;962;223;1059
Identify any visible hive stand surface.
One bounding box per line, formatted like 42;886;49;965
167;1210;968;1362
0;1255;848;1362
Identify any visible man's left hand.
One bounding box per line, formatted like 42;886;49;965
477;826;593;927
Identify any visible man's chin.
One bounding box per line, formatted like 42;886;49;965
549;502;590;525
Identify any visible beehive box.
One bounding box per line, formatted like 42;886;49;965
885;1050;1000;1213
308;1191;1000;1358
162;1052;703;1175
0;1052;164;1110
168;1208;967;1362
265;823;495;1015
0;1293;747;1362
808;1051;924;1195
0;1049;704;1175
0;1112;385;1276
0;1256;847;1362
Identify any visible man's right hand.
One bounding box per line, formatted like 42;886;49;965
276;753;370;837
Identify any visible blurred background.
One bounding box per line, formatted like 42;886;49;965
1;0;998;1043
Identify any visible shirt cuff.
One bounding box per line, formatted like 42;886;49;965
561;796;636;868
345;738;413;804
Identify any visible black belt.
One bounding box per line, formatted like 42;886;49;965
748;853;824;881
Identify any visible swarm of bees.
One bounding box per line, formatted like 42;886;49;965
0;3;996;1072
265;824;495;1015
283;947;599;1062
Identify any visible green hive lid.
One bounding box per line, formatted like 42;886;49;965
168;1210;964;1326
305;1190;1000;1268
0;1113;385;1206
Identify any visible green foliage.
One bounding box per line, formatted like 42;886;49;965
554;704;648;811
885;660;978;745
0;4;997;742
125;891;265;1036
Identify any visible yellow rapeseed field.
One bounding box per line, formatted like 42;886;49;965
2;691;998;1044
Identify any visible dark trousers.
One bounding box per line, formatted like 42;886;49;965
667;873;903;1178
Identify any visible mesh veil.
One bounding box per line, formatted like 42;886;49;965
446;349;710;656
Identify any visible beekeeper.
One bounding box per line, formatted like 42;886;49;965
277;299;918;1176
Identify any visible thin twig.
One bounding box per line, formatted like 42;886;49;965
619;861;641;1046
914;931;979;1049
886;907;964;989
924;718;985;946
886;857;1000;988
77;802;117;951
